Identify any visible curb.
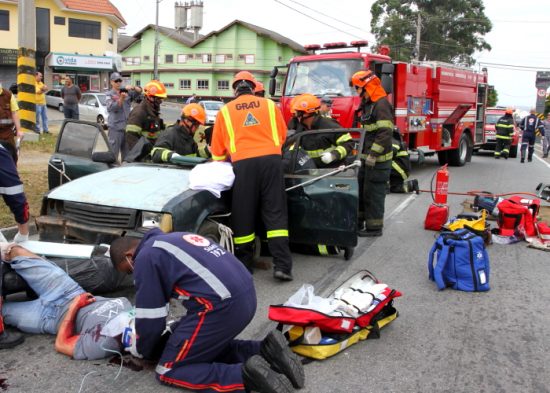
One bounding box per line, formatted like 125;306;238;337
0;222;38;242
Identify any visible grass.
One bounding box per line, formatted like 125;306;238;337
0;131;58;229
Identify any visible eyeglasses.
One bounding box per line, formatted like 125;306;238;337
114;79;123;83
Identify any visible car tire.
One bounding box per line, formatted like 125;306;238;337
97;115;105;127
448;132;472;167
198;220;222;244
58;104;64;113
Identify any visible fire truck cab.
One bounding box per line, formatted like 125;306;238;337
270;42;489;166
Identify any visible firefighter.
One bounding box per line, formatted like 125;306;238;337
125;80;167;159
0;143;28;350
350;70;394;237
254;81;266;97
494;108;515;159
109;229;304;393
211;71;293;281
151;103;210;163
389;129;418;193
519;108;545;163
288;93;353;168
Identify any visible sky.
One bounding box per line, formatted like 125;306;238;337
110;0;550;109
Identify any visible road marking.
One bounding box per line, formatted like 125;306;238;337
386;194;417;221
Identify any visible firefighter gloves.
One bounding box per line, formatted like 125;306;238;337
365;154;377;168
321;151;338;164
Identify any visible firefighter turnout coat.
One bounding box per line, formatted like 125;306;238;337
151;123;210;163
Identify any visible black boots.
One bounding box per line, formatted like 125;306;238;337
242;355;293;393
273;270;293;281
260;330;305;389
0;330;24;350
358;227;383;237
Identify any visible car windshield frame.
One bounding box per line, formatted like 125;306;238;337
202;101;224;111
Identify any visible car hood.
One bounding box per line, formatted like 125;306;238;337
47;165;191;211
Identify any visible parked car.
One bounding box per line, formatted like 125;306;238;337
198;100;224;125
479;107;520;158
79;92;109;128
45;89;64;112
38;120;362;258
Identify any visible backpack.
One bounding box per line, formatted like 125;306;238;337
428;229;490;292
496;196;540;237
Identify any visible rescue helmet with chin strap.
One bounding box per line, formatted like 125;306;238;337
291;93;321;114
182;103;206;125
144;80;167;98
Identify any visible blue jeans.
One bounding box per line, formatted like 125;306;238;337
35;104;48;132
63;104;79;120
2;256;84;334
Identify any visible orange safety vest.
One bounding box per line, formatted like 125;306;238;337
210;94;287;162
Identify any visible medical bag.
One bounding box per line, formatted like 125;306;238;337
428;229;490;292
496;196;540;237
424;203;449;231
268;270;401;359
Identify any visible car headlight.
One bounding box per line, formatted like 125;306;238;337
141;212;173;232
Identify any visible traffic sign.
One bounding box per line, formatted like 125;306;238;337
537;89;547;97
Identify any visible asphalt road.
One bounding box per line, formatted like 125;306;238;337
2;146;550;392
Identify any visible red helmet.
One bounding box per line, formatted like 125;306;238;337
291;94;320;114
254;81;265;94
144;80;167;98
505;108;513;115
182;103;206;125
232;71;256;90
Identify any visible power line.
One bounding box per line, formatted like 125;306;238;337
272;0;365;41
479;61;550;71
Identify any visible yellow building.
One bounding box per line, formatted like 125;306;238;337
0;0;125;91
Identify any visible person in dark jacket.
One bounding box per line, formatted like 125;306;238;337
286;93;353;168
350;70;394;237
151;103;210;163
125;80;166;159
494;108;515;159
110;229;304;393
519;108;545;163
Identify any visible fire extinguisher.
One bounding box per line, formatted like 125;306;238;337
434;164;449;205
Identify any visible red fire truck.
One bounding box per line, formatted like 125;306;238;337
269;41;489;166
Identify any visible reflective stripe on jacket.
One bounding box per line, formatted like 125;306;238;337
210;94;287;162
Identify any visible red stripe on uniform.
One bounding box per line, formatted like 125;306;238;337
160;375;244;392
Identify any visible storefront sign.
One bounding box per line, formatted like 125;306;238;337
48;53;113;70
0;48;18;65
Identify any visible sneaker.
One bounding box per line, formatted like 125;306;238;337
543;154;549;158
528;158;532;162
0;330;25;350
273;270;293;281
242;355;293;393
260;330;305;389
358;228;383;237
521;158;525;163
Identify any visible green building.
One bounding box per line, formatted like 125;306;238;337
118;20;306;101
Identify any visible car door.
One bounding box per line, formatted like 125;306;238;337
284;128;364;248
78;94;93;121
47;120;116;189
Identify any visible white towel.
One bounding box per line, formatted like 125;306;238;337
189;161;235;198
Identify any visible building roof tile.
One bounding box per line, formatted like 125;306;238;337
61;0;126;25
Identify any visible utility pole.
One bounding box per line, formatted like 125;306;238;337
153;0;161;80
414;13;421;61
17;0;37;135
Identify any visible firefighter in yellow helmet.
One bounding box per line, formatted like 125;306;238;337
494;108;515;159
210;70;294;281
125;80;167;160
151;103;211;163
350;70;394;237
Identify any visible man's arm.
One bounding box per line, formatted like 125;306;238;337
54;293;95;357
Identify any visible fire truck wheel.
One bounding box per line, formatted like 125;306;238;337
509;144;518;158
448;133;472;167
437;150;449;166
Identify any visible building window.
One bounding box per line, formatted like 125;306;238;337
0;10;9;31
68;18;101;40
163;82;174;88
177;54;187;63
54;16;65;26
217;80;230;90
135;80;141;87
108;26;113;44
143;55;150;62
226;54;233;60
245;54;255;64
165;54;174;64
179;79;191;89
124;57;141;66
276;81;281;93
215;54;225;64
197;79;209;90
202;54;212;63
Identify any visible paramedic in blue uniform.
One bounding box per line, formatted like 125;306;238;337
519;108;545;163
110;228;304;393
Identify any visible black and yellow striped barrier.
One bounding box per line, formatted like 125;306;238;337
16;47;36;133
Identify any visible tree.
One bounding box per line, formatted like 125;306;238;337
545;94;550;115
370;0;492;66
487;86;498;107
